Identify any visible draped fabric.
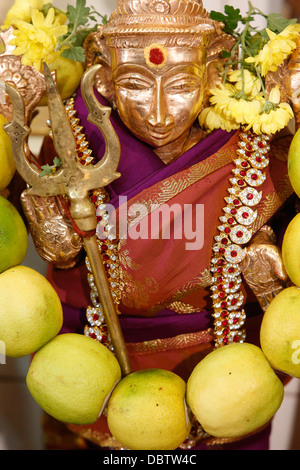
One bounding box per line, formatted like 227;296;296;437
42;88;294;449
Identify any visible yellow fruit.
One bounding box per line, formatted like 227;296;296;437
0;265;63;357
260;286;300;378
282;213;300;286
26;333;121;425
107;368;191;450
0;196;28;273
39;55;84;105
0;114;16;191
186;343;284;439
288;127;300;197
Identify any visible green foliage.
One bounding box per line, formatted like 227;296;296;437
40;157;61;177
210;5;243;35
56;0;108;63
266;13;297;33
210;1;297;61
209;1;299;111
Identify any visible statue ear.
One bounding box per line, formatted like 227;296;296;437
202;30;236;109
84;26;116;108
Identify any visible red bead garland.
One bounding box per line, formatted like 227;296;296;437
210;129;270;347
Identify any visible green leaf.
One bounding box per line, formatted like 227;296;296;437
210;11;227;23
39;164;53;177
40;158;62;177
266;13;297;34
53;157;62;167
224;5;243;22
210;6;243;35
66;0;90;30
61;46;86;62
220;50;232;58
101;14;108;25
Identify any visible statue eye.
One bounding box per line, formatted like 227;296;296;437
115;78;152;91
166;78;201;93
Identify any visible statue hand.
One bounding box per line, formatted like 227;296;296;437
20;190;83;269
241;226;290;311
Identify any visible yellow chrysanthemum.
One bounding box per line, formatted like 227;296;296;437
245;23;300;76
246;86;294;134
227;69;262;98
3;0;48;28
9;8;68;71
199;106;240;132
208;83;263;125
250;103;294;134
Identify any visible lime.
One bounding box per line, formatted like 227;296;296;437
26;333;121;424
260;286;300;378
186;343;284;438
0;265;63;357
0;195;28;273
40;54;84;104
107;368;191;450
0;114;16;191
282;213;300;286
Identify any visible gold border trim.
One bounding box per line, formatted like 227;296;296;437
126;328;214;355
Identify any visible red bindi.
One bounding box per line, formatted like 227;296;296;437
149;47;164;65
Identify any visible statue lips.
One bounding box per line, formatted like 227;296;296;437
146;123;175;141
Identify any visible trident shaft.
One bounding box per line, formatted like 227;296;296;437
3;64;132;376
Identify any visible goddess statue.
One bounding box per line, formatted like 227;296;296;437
3;0;299;450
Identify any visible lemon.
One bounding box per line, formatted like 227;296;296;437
26;333;121;425
0;265;63;357
282;213;300;286
186;343;284;439
288;127;300;197
39;55;84;105
0;196;28;273
107;368;191;450
0;114;16;191
260;286;300;378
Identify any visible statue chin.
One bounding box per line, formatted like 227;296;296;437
128;126;193;164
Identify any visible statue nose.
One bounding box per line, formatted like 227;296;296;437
146;111;174;129
146;79;175;129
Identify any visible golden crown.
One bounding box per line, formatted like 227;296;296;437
103;0;216;47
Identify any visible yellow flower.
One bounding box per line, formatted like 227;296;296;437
9;8;68;71
250;103;294;134
3;0;49;28
199;106;240;132
227;69;262;98
208;83;262;126
245;24;300;76
246;86;294;134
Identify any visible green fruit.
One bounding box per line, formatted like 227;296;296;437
26;333;121;425
260;286;300;378
39;54;84;105
288;127;300;197
0;196;28;273
107;368;191;450
0;265;63;357
282;213;300;286
186;343;284;438
0;114;16;191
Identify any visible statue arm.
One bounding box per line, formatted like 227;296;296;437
20;190;84;269
241;226;291;311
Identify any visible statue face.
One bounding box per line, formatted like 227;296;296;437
111;46;206;150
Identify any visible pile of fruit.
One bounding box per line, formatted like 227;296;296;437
1;115;300;450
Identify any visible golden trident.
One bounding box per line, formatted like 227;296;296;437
2;63;132;376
